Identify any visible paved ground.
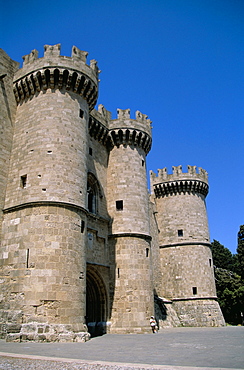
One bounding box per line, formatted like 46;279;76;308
0;326;243;369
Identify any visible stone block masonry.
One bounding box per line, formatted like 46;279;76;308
0;45;224;342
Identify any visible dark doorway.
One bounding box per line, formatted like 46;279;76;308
86;266;107;337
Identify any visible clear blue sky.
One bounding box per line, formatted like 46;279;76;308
1;0;243;253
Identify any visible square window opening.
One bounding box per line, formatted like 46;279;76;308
178;229;183;237
192;287;197;295
116;200;123;211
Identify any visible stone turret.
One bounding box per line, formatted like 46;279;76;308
1;45;100;341
107;109;153;333
14;44;99;110
0;45;225;342
150;165;225;327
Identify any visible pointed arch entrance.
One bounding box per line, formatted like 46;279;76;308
86;265;108;336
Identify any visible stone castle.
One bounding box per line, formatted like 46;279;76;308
0;44;225;342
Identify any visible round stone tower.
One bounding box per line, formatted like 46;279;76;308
107;109;154;333
1;44;99;341
150;165;225;326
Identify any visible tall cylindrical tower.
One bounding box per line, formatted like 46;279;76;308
150;165;225;326
1;44;99;341
107;109;154;333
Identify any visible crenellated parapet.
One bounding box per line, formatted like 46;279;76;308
89;107;152;154
109;108;152;136
13;44;100;110
109;108;152;154
150;165;209;197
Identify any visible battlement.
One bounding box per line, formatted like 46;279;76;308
13;44;99;110
20;44;99;77
97;104;112;122
116;108;150;124
89;106;152;154
109;108;152;137
22;44;88;65
151;165;208;183
150;166;209;197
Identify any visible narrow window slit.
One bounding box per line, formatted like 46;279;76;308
81;220;85;233
21;175;27;188
26;249;29;268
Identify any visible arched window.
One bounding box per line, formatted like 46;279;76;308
87;172;101;214
87;185;96;213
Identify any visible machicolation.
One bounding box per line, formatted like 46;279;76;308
0;44;225;342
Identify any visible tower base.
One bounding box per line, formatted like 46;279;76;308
172;299;225;327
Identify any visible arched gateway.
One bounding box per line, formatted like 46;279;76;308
86;265;108;336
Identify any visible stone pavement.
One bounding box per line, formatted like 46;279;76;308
0;326;243;370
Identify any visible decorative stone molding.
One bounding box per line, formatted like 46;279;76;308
151;165;209;197
89;115;152;154
172;296;218;302
159;241;212;249
13;44;99;111
3;200;88;215
109;128;152;154
154;179;209;197
108;233;152;241
88;115;110;146
13;68;98;110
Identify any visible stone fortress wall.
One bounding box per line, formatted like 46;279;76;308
0;50;19;241
0;45;225;342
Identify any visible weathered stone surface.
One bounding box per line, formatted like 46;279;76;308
0;45;224;342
